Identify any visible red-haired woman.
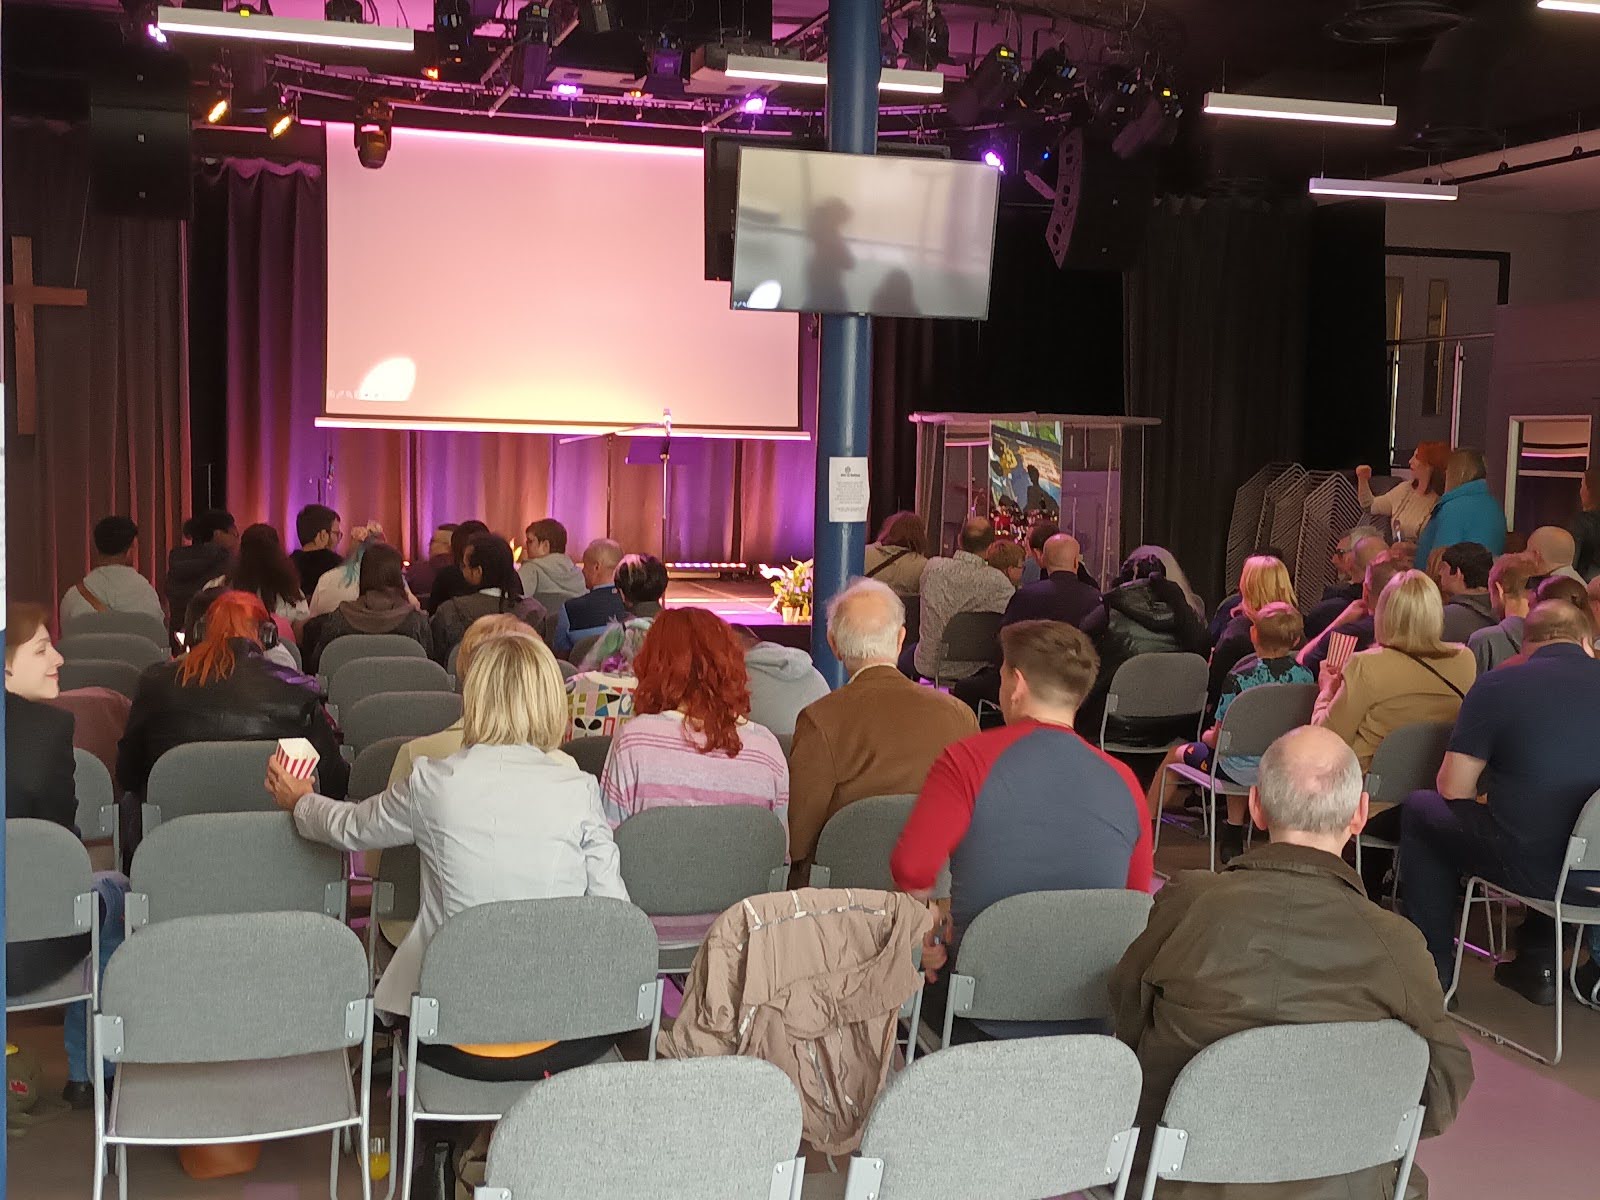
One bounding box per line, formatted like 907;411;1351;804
117;589;348;812
1357;441;1449;543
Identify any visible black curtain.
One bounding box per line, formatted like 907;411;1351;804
1303;200;1388;472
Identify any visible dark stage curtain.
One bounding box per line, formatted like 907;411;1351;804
1125;196;1312;607
3;119;189;615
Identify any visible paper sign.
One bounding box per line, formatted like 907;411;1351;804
827;457;870;524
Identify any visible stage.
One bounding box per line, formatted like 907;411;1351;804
662;578;812;650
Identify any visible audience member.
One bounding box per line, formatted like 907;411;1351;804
1313;570;1475;770
788;580;976;866
302;542;434;674
272;633;627;1084
563;555;668;740
1528;524;1586;586
59;516;163;626
908;517;1015;681
231;523;310;634
1572;464;1600;580
1149;602;1314;863
118;590;348;808
1403;601;1600;1001
613;553;668;620
5;603;129;1108
1206;543;1287;643
1112;726;1473;1196
1357;441;1448;542
1207;555;1298;712
743;632;829;738
289;504;343;597
1494;575;1598;671
1414;447;1508;566
1304;532;1387;641
1298;553;1406;674
1468;552;1536;674
893;620;1151;1040
1017;520;1058;587
863;510;930;596
1000;533;1099;627
309;524;420;619
1436;541;1497;643
432;534;545;664
518;518;588;603
405;523;457;605
1125;544;1204;616
424;519;490;615
1590;575;1600;632
983;540;1026;586
162;509;237;634
553;538;626;656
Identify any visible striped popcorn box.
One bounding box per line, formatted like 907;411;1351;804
273;737;320;782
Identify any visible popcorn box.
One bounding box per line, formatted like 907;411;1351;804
273;737;320;782
1326;632;1358;672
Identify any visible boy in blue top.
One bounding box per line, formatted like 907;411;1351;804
1415;448;1508;569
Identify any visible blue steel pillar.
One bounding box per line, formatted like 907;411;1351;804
811;0;880;686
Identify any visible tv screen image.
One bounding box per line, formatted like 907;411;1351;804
730;147;1000;320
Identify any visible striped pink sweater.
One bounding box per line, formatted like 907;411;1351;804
600;711;789;833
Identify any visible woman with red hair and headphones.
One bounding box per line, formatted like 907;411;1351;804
117;589;348;832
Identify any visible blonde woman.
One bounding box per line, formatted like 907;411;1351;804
1313;569;1476;770
266;634;628;1078
1208;555;1299;709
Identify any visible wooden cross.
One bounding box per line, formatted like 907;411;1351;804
4;235;88;436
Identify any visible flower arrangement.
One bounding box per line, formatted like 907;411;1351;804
761;559;813;621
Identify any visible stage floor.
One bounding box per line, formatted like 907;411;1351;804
664;578;811;646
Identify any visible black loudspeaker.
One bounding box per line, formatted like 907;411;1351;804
90;44;192;219
1044;128;1154;270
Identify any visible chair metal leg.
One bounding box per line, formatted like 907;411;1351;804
117;1146;129;1200
399;1035;420;1200
383;1048;402;1200
1152;769;1167;857
1206;789;1218;873
330;1132;342;1200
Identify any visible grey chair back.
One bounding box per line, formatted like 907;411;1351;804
1366;720;1454;806
446;642;462;682
615;806;788;917
349;735;413;800
557;659;579;681
810;794;950;897
343;691;462;751
1103;652;1209;721
415;897;658;1046
565;735;612;780
1564;788;1600;875
845;1035;1142;1200
62;610;169;647
57;632;165;670
1142;1020;1428;1198
950;890;1153;1028
317;632;427;682
569;634;602;668
6;819;95;945
99;911;369;1064
58;657;145;699
480;1058;803;1200
329;656;452;712
373;844;423;929
938;611;1002;666
1213;682;1318;759
144;740;280;827
73;748;117;841
775;731;793;758
126;811;346;930
279;636;304;672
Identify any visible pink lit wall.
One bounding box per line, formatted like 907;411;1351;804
322;124;803;436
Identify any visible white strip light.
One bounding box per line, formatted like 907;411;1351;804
1309;176;1459;201
155;6;416;51
722;53;943;96
1538;0;1600;12
1203;91;1396;127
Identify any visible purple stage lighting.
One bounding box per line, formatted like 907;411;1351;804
146;21;168;42
741;94;767;115
982;149;1004;172
553;82;583;97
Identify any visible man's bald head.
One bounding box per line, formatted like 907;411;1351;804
1041;533;1081;574
581;538;623;588
1528;526;1577;572
1352;536;1388;575
826;578;906;669
1524;599;1594;652
1253;726;1364;838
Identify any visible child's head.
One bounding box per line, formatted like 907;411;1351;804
1249;601;1305;659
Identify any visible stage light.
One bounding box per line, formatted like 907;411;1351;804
515;0;549;41
553;81;582;97
325;0;361;20
1309;176;1458;200
982;149;1004;171
1016;45;1079;115
422;64;441;80
202;67;232;123
264;88;295;138
146;21;168;42
434;0;472;62
354;98;393;169
741;93;767;115
1202;90;1397;126
1539;0;1600;10
945;43;1019;124
576;0;615;34
156;5;414;49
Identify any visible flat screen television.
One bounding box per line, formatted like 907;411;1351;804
730;147;1000;319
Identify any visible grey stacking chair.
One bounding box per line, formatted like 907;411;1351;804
1098;652;1210;755
614;806;788;972
73;747;118;846
344;692;462;752
936;889;1152;1049
282;636;305;671
557;658;578;681
330;657;452;713
318;633;428;685
825;1036;1142;1200
58;632;166;671
368;844;422;976
62;609;170;647
1139;1020;1429;1200
446;642;462;685
1446;787;1600;1065
1154;682;1317;870
808;794;949;899
475;1058;803;1200
399;898;664;1200
565;734;612;780
125;811;347;934
933;611;1002;688
1354;720;1454;880
93;911;374;1200
59;658;145;700
143;739;280;833
349;735;413;800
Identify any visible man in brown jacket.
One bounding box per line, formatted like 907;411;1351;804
1110;726;1473;1199
788;578;977;866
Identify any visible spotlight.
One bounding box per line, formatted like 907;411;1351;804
902;0;949;69
515;0;550;42
354;98;392;168
146;21;168;42
1016;45;1080;114
325;0;362;20
422;64;441;79
576;0;616;34
982;149;1004;172
264;88;295;138
553;81;582;97
741;93;767;115
202;66;233;123
434;0;472;63
1090;69;1143;140
945;43;1019;125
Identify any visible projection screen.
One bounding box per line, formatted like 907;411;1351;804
321;124;804;438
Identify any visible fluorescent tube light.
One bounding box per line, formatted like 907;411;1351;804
721;53;942;95
155;7;416;51
1538;1;1600;12
1203;91;1396;127
1309;176;1458;201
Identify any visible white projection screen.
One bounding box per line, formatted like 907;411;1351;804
322;125;803;437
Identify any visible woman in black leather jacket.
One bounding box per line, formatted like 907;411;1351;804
117;589;349;803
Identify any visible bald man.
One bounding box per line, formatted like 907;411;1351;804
553;537;626;655
1305;532;1389;640
1415;447;1507;566
1528;525;1585;586
1111;727;1473;1193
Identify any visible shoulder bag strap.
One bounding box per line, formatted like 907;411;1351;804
1396;650;1467;699
865;548;910;579
74;580;108;613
